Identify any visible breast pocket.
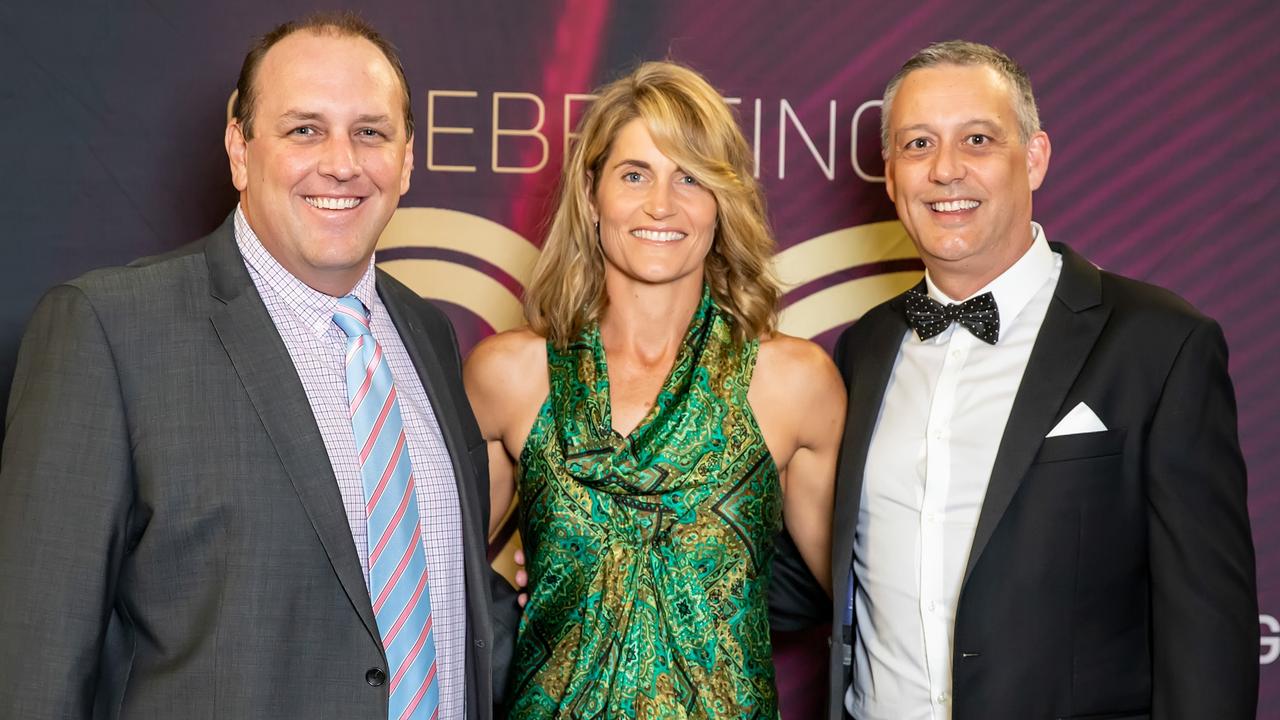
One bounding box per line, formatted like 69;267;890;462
1033;427;1126;465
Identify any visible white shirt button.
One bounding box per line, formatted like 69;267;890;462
927;601;937;612
937;692;950;704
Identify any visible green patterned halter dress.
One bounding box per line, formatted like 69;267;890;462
510;291;783;719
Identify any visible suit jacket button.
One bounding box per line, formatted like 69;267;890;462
476;639;486;648
366;667;387;686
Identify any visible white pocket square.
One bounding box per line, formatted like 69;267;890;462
1046;402;1108;438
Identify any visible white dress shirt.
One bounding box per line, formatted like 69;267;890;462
848;224;1062;720
234;207;467;718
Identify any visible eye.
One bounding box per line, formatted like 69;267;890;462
966;134;990;146
622;171;644;183
290;126;316;137
356;128;385;138
678;174;700;186
905;137;930;150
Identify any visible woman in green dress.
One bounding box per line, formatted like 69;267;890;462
464;61;844;718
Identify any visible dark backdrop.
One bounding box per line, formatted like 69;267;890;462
2;1;1277;715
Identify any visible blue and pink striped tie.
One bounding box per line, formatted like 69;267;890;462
334;296;439;720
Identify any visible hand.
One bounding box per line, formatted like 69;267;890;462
514;548;528;608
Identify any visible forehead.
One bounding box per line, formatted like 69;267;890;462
254;31;403;117
889;64;1018;132
606;119;672;161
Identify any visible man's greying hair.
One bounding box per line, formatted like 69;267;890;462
881;40;1040;153
232;11;414;140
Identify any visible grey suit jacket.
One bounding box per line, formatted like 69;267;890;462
0;217;519;718
827;243;1257;719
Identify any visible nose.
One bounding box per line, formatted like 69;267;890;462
929;142;965;184
318;134;360;182
643;181;675;220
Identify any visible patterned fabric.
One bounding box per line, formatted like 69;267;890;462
903;285;1000;344
511;290;783;719
334;297;439;720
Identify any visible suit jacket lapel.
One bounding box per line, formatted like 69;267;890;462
962;243;1109;587
376;274;484;538
377;274;492;713
204;220;380;643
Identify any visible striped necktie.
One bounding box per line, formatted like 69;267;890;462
333;296;439;720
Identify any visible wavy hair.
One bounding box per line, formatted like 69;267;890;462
524;61;780;348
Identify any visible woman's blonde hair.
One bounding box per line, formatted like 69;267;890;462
524;60;780;348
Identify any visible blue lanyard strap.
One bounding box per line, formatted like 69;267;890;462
844;567;855;626
842;567;855;666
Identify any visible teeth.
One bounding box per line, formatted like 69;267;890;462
929;199;979;212
631;229;686;242
306;196;362;210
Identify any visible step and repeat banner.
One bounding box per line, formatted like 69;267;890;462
2;1;1277;716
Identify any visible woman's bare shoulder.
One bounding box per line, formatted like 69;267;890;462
757;333;838;380
464;328;549;401
468;327;546;366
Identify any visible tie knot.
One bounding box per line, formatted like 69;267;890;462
333;296;372;339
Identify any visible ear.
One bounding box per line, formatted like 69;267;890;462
1025;130;1051;191
226;121;249;192
399;132;415;196
883;150;897;201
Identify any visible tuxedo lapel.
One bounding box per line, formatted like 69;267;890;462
829;295;911;720
204;222;380;643
833;299;910;603
962;244;1109;586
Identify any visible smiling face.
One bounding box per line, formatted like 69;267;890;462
591;119;719;293
884;63;1050;298
225;30;413;296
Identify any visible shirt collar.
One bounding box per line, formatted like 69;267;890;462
233;204;378;338
922;222;1053;340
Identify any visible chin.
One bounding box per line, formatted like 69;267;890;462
308;247;375;272
920;237;979;262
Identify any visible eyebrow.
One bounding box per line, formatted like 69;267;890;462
277;110;395;126
961;119;1004;134
612;159;652;170
280;110;324;124
896;119;1005;137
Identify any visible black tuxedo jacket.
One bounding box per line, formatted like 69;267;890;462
826;243;1257;719
0;217;520;718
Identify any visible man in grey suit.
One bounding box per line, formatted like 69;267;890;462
0;13;515;719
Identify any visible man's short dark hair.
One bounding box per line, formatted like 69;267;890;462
232;11;414;139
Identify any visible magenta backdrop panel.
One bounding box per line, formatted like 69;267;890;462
1;1;1277;715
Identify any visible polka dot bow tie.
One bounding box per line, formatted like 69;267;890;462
903;290;1000;344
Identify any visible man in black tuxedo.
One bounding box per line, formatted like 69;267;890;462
827;40;1257;719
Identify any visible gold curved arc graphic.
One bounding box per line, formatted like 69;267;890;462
779;272;922;339
378;259;526;333
379;207;540;285
773;219;917;289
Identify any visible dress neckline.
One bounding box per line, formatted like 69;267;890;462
586;286;717;444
